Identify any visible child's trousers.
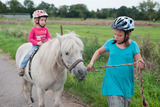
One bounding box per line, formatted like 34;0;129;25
107;95;131;107
21;45;39;68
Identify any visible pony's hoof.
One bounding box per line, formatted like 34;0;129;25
28;104;33;107
39;105;45;107
54;103;62;107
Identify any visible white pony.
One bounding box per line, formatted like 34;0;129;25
16;32;87;107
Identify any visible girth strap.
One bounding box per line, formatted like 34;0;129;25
28;47;39;80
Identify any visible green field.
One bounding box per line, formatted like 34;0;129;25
0;22;160;107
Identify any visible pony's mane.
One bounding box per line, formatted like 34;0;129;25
37;32;83;74
60;32;84;54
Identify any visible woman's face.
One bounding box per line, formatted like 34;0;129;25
114;29;125;44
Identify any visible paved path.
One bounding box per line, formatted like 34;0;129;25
0;54;87;107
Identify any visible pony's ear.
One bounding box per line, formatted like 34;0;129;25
56;33;61;37
56;33;62;44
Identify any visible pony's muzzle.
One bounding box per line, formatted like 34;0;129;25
76;68;87;80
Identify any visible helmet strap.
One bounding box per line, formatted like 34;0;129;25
36;17;46;28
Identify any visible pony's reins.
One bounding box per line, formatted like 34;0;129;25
87;60;148;107
138;66;148;107
91;63;134;69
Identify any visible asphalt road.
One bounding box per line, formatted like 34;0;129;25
0;54;86;107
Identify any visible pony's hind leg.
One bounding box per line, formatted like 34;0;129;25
36;86;45;107
22;79;34;107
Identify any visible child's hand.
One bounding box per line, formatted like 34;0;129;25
87;67;95;72
87;62;95;71
37;41;42;46
138;61;145;70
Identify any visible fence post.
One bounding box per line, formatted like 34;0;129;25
61;25;63;36
17;20;21;35
0;25;1;32
6;19;9;32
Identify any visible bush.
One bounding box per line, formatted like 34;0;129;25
82;37;108;63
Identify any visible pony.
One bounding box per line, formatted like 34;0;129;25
15;32;87;107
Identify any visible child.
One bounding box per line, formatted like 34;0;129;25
87;16;145;107
19;10;51;76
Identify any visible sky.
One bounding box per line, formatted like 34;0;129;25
1;0;159;11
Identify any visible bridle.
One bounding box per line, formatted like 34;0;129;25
61;58;83;72
58;40;84;72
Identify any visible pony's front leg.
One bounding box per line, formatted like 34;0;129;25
37;86;45;107
52;88;63;107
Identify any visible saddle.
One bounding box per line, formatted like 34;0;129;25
28;47;39;79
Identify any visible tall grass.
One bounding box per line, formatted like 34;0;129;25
0;23;160;107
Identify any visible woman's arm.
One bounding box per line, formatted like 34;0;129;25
87;46;106;71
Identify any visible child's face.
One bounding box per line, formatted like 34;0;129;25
39;17;47;27
114;29;125;43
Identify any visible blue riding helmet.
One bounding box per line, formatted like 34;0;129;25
111;16;134;31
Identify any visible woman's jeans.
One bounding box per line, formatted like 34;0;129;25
20;45;39;68
107;95;131;107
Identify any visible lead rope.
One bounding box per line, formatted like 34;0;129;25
137;66;148;107
88;60;148;106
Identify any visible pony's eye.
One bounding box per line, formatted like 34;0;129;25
65;52;69;55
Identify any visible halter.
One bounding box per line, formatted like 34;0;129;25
58;38;84;72
61;58;83;72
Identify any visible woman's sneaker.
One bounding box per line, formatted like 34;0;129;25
19;67;25;76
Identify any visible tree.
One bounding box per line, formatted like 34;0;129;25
36;1;50;10
0;1;8;13
58;5;69;18
90;10;96;18
138;0;158;12
138;0;159;20
128;6;139;20
47;4;58;17
23;0;34;12
156;9;160;20
96;9;103;18
24;0;34;9
7;0;25;14
101;8;111;19
68;4;89;18
36;1;58;17
23;0;35;17
117;6;129;16
108;8;117;18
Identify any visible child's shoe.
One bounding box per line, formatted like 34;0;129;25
19;67;25;76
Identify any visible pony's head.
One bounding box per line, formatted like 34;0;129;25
57;32;87;80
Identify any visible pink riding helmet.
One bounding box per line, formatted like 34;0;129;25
32;10;48;19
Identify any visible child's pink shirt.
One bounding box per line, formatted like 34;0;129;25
28;26;51;45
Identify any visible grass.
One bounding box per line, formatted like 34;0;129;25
0;32;23;59
0;23;160;107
